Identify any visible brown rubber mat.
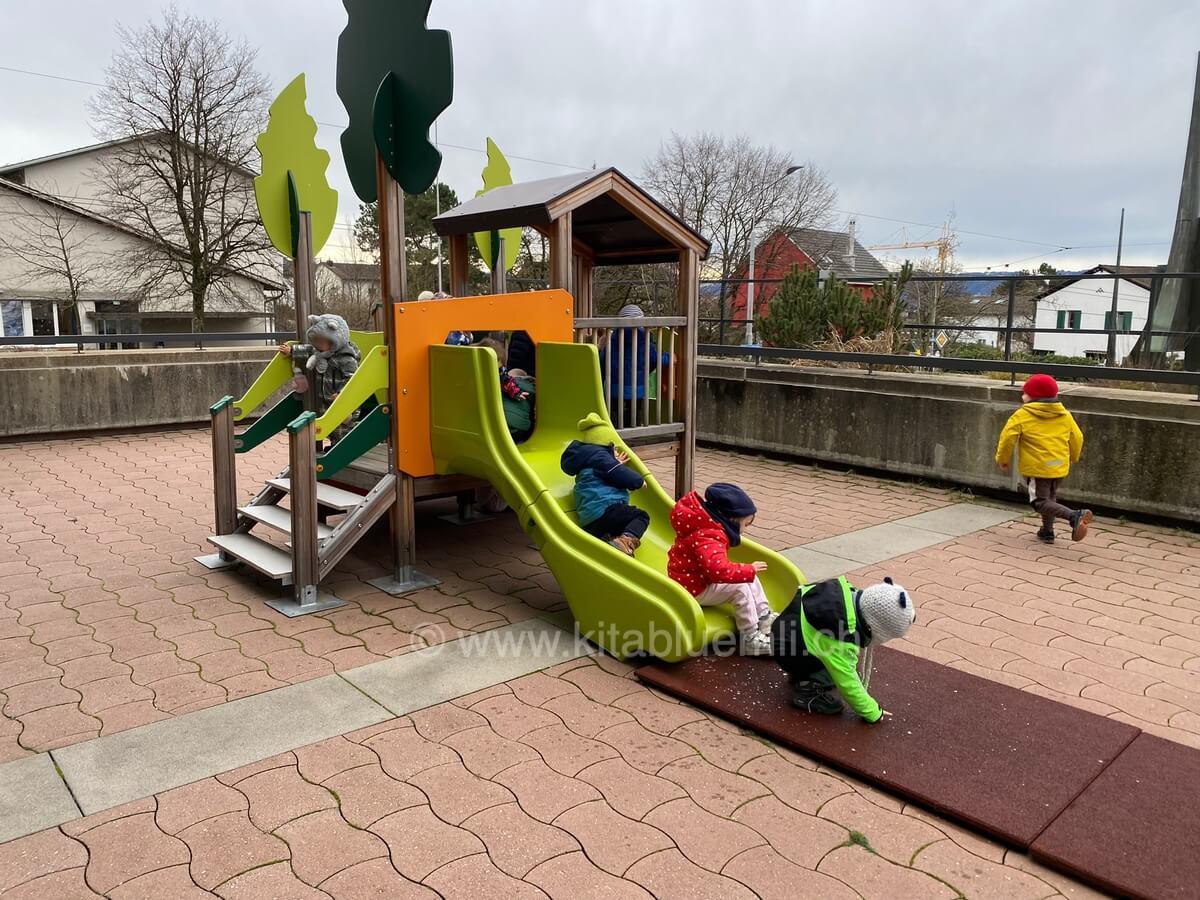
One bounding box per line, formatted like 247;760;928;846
636;647;1139;847
1031;732;1200;900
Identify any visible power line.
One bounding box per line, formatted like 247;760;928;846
0;64;101;88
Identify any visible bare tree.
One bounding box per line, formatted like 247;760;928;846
89;6;271;331
0;193;112;333
642;133;837;310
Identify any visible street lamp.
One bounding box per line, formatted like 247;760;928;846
745;165;804;346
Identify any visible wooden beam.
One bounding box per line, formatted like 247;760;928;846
549;211;574;296
674;247;699;497
574;254;594;318
630;440;678;462
448;233;470;297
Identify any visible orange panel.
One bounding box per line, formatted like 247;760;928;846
391;289;575;476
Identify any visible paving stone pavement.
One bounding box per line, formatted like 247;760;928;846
3;428;1198;897
0;656;1106;899
0;432;959;763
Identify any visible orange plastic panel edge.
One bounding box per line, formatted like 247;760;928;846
391;289;575;476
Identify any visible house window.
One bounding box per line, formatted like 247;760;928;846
94;300;141;350
0;300;24;337
1104;310;1134;333
31;300;58;337
1055;310;1082;330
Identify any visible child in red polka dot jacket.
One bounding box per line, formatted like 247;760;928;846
667;483;774;655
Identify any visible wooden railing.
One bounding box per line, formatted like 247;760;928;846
573;317;686;441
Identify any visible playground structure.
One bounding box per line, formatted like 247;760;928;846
202;169;803;657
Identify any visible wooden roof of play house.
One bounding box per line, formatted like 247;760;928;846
432;167;710;266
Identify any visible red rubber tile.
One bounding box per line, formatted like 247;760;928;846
1032;733;1200;900
636;647;1138;847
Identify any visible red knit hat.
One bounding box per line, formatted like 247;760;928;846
1022;373;1059;400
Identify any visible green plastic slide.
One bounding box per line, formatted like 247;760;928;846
430;341;804;662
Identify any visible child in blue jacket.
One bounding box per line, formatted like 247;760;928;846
560;413;648;556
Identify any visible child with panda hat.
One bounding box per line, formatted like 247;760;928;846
770;576;916;723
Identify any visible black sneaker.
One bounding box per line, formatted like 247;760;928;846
1036;529;1055;544
1069;510;1093;542
792;682;844;715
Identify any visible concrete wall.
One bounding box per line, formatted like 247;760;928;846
0;348;276;438
698;361;1200;523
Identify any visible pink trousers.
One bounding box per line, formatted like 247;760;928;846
696;577;770;634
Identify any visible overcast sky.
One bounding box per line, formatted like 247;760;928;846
2;0;1198;271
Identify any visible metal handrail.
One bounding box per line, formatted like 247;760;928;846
0;331;294;347
698;344;1200;387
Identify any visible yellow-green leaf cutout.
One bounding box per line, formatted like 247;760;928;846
255;74;339;258
473;137;521;273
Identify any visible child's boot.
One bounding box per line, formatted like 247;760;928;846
757;611;779;633
608;535;637;556
1036;528;1055;544
739;630;772;656
792;679;844;715
1069;509;1093;542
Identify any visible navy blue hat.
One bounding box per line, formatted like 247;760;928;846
703;483;756;518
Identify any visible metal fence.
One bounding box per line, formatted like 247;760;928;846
0;331;292;350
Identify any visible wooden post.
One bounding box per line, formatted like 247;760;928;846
549;211;574;297
268;411;345;615
449;233;470;297
575;255;594;318
293;212;319;412
675;248;699;497
367;152;439;596
210;397;238;536
491;237;507;294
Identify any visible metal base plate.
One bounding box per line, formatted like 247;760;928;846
195;552;238;570
265;591;347;617
367;569;441;596
437;510;495;527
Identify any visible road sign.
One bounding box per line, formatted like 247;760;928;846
935;330;949;350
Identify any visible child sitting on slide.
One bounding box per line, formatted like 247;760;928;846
560;414;649;556
277;313;361;445
667;483;773;655
771;576;915;722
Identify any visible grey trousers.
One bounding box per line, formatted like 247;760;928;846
1026;477;1074;530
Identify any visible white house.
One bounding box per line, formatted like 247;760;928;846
1032;265;1158;361
0;137;284;345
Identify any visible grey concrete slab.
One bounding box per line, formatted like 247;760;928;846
0;753;80;842
343;619;591;717
778;546;863;582
900;503;1022;537
802;521;955;569
53;675;390;815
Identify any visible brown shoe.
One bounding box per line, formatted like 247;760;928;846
608;535;637;556
1070;509;1093;542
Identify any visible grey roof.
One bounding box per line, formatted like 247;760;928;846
0;132;259;179
433;167;709;265
1033;264;1163;301
788;227;891;280
321;261;379;282
433;170;595;231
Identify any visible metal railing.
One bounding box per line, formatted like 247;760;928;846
0;331;292;350
573;317;685;438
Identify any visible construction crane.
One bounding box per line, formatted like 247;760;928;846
867;219;958;274
867;219;959;353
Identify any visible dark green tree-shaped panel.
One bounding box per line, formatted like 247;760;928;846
336;0;453;202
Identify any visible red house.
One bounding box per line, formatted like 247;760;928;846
728;223;890;327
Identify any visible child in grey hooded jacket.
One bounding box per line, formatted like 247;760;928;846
278;314;361;444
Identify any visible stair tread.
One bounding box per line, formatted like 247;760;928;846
208;533;292;580
267;477;363;512
240;504;333;540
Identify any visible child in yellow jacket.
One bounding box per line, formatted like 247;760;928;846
995;374;1092;543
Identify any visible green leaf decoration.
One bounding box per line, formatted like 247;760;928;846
473;138;521;273
255;74;338;258
336;0;453;201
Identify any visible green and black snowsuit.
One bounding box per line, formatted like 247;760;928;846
770;576;882;722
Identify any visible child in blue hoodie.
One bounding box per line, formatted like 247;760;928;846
560;413;649;556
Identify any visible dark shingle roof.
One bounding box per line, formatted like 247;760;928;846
787;227;891;280
321;261;379;282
